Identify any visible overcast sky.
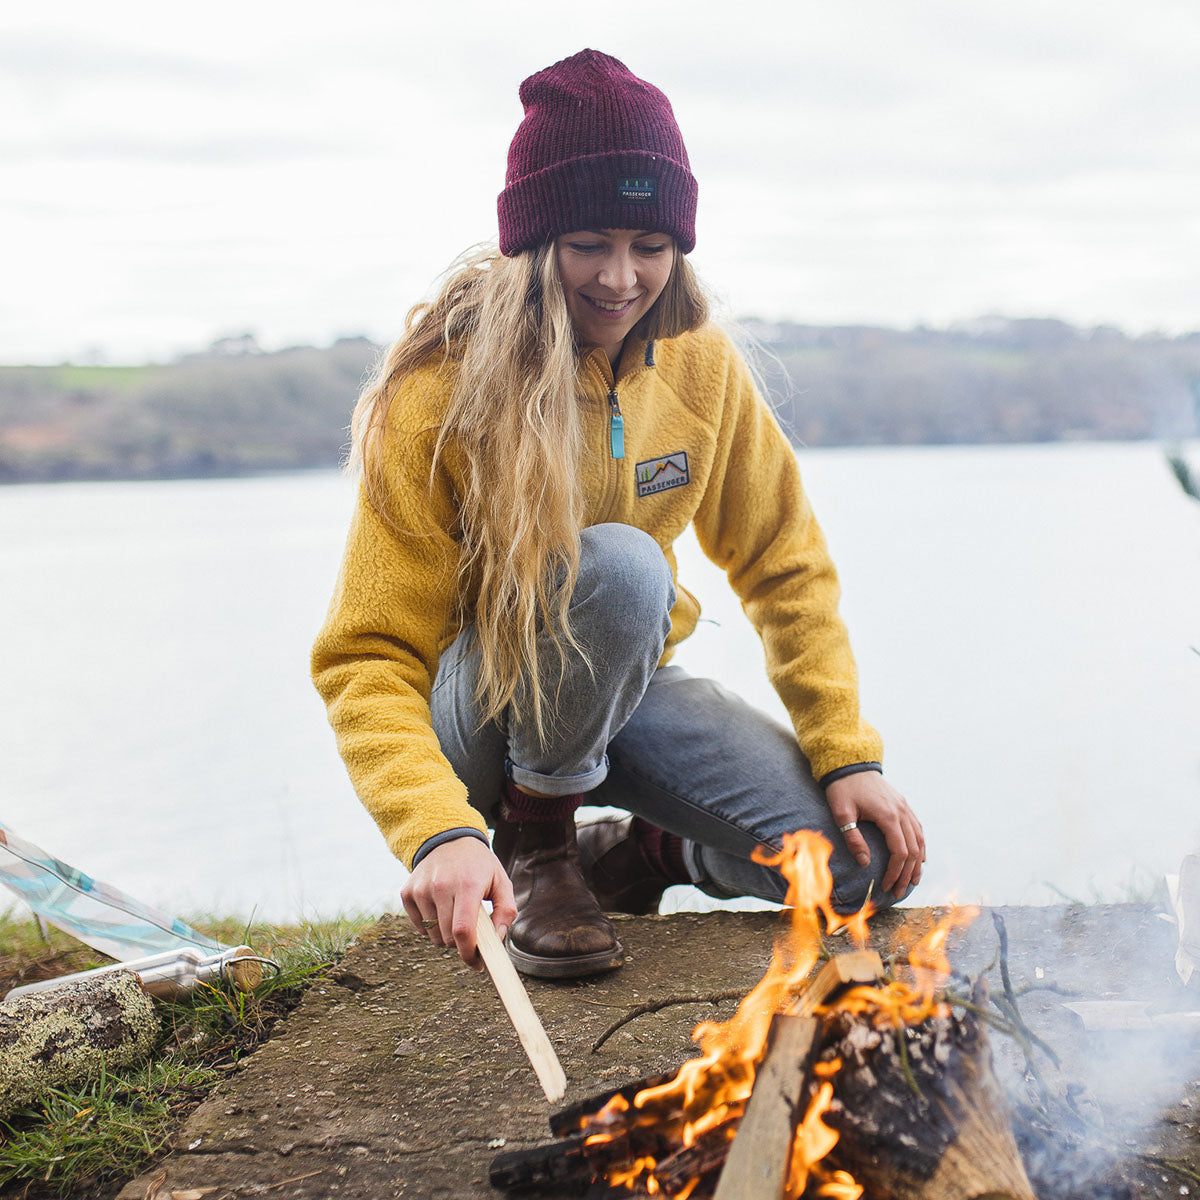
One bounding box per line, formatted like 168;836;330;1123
2;0;1197;363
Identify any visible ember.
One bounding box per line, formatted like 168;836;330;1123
491;832;1034;1199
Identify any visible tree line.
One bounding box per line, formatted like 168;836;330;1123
1;319;1197;484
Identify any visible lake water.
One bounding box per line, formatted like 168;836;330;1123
2;443;1198;924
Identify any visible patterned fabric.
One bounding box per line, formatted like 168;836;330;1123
0;820;227;961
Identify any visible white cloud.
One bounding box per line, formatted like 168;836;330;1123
1;0;1197;361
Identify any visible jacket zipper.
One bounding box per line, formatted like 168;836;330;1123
607;388;625;459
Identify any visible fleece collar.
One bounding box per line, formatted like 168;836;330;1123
581;338;658;389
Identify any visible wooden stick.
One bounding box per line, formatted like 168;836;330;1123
475;907;567;1103
787;949;884;1015
713;1014;819;1200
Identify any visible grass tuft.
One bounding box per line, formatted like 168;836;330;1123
0;910;372;1198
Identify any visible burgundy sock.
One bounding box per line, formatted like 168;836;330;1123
501;779;583;822
632;818;690;885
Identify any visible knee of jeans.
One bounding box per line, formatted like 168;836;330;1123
577;524;675;629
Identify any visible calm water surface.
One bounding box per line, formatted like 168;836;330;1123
1;443;1197;922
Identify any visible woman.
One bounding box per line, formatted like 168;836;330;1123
312;49;924;979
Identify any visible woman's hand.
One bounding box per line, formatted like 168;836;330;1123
401;837;518;969
825;773;925;898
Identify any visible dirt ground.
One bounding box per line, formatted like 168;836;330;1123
114;905;1200;1199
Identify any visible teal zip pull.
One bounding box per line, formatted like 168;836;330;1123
607;388;625;459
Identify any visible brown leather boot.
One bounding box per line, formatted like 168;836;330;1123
493;807;625;979
576;815;677;916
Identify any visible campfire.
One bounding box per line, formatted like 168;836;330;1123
491;832;1038;1200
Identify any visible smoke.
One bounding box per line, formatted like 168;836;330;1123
948;903;1200;1198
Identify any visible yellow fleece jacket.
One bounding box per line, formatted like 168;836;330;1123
311;323;882;868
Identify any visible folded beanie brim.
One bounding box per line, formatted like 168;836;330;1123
498;150;697;256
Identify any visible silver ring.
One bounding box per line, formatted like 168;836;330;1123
422;919;438;928
839;822;858;833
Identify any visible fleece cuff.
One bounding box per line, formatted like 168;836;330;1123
819;762;883;788
411;827;490;869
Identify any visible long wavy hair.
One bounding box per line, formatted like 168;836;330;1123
350;241;708;741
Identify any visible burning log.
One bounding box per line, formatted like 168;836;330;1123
814;1003;1037;1200
490;833;1034;1200
550;1074;675;1138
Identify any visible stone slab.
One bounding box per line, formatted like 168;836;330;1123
116;905;1200;1199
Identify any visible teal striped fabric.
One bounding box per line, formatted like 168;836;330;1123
1;820;227;961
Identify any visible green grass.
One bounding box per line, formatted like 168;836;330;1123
49;365;150;391
0;1063;215;1196
0;912;371;1198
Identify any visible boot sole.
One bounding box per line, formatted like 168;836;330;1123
506;939;626;979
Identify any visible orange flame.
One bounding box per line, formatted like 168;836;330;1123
584;831;976;1198
828;904;978;1028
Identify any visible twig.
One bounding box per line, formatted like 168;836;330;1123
940;984;1056;1104
591;989;745;1052
1128;1150;1200;1188
989;911;1061;1073
257;1171;326;1192
1012;981;1080;998
991;911;1020;1019
894;1024;922;1098
989;992;1061;1071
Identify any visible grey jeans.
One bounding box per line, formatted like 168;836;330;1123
430;523;898;913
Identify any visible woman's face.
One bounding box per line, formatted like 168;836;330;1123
555;229;675;367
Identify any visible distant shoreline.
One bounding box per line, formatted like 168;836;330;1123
2;320;1197;485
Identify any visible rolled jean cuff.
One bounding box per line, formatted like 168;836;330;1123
506;754;608;797
681;837;740;900
411;827;490;869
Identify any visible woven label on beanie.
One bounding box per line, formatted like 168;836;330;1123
617;177;656;204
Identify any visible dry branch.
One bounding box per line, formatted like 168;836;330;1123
591;990;745;1052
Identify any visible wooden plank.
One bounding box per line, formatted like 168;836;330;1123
712;1015;818;1200
475;906;567;1103
788;949;884;1015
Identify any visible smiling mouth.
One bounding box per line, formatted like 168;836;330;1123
582;295;639;314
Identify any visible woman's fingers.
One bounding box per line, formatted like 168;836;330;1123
825;772;927;900
489;863;518;942
401;837;517;967
883;810;925;896
840;824;872;868
401;889;444;946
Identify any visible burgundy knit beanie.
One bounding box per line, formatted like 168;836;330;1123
497;49;698;257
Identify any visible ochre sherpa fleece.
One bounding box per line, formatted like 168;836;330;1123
311;323;883;868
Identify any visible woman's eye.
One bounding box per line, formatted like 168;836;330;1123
636;243;669;255
568;242;603;253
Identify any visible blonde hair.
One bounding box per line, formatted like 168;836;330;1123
350;241;708;740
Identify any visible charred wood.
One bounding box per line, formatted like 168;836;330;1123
654;1125;738;1196
550;1072;674;1136
488;1133;599;1194
816;1007;1036;1200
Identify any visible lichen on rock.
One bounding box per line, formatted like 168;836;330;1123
0;968;160;1117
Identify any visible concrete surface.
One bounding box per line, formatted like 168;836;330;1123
115;905;1200;1199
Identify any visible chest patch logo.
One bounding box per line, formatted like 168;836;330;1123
635;452;690;498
